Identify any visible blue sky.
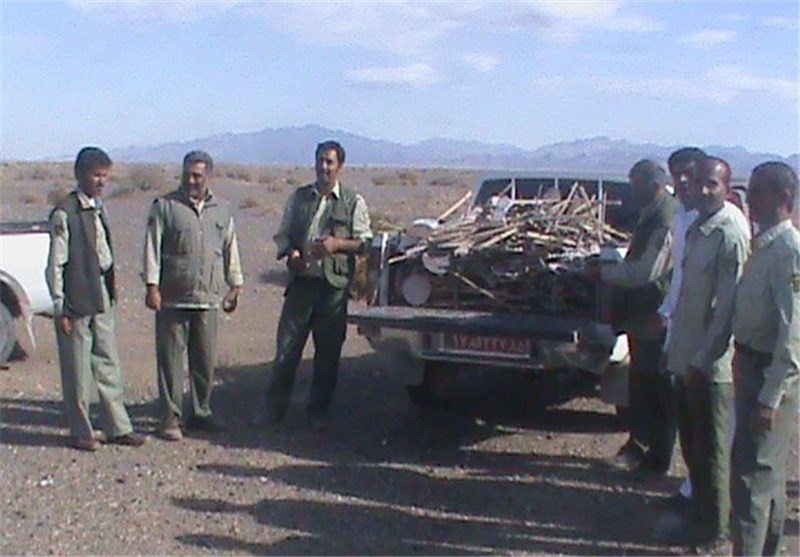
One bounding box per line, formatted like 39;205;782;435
1;1;798;161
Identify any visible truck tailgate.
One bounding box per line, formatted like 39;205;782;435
348;304;585;342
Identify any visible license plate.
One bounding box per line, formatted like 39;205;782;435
437;333;531;359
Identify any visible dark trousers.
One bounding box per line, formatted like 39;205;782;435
156;308;218;426
627;332;677;470
266;278;348;421
677;376;734;542
732;348;798;556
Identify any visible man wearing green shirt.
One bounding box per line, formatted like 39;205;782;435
666;156;750;554
731;162;800;556
266;140;372;431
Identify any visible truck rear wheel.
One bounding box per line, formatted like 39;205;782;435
0;303;16;364
406;362;459;407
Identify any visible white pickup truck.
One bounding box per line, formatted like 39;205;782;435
0;221;53;362
349;172;638;408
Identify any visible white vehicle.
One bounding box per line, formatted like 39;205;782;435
349;172;638;408
0;221;53;362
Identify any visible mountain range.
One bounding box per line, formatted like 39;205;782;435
112;124;798;178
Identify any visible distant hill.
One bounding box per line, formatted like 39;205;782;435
111;124;797;178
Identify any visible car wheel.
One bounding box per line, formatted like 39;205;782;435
0;303;17;364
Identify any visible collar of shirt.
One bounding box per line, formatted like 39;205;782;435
695;203;735;237
752;219;794;251
313;181;341;199
75;189;99;210
179;187;214;211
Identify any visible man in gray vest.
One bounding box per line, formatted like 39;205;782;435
666;155;750;554
46;146;145;451
266;140;372;431
143;150;243;441
588;159;676;475
731;162;800;556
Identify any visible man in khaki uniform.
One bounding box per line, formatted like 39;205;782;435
666;156;750;553
731;162;800;556
46;147;145;451
143;150;243;440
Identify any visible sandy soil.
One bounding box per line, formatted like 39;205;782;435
1;163;797;555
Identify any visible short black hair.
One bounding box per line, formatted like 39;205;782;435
74;146;112;178
629;159;668;186
668;147;706;173
183;150;214;173
752;161;798;212
316;140;346;165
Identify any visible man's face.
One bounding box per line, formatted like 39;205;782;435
315;148;342;189
182;162;210;200
746;172;783;226
670;161;696;210
77;165;111;199
692;161;727;216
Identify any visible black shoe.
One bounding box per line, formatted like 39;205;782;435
107;432;147;447
658;492;692;513
602;449;642;471
185;415;226;433
307;414;330;432
633;458;670;481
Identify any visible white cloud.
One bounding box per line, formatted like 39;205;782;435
67;0;245;23
679;29;737;48
530;65;798;105
761;16;798;29
461;53;500;72
346;63;442;87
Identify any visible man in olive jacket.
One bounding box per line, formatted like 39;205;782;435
143;150;243;441
589;159;676;474
266;140;372;431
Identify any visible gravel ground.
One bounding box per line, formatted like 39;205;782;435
1;165;797;555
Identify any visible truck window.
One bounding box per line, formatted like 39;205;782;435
603;180;638;232
515;178;557;200
474;179;512;207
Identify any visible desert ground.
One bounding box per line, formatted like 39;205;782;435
1;161;797;555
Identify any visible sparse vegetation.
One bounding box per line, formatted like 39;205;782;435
18;193;43;205
397;170;419;187
369;209;403;233
46;184;71;206
128;164;169;192
239;197;261;209
371;174;392;186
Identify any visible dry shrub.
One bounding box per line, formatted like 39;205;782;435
47;184;71;206
19;193;43;205
129;164;168;192
239;197;261;209
397;170;419;187
286;176;302;186
30;166;52;181
429;175;464;187
107;184;137;199
371;174;392;186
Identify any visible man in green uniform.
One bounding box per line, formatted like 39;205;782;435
666;156;750;554
731;162;800;556
143;150;243;441
266;140;372;431
590;159;676;474
46;146;145;451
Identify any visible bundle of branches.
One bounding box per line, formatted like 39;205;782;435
389;184;630;315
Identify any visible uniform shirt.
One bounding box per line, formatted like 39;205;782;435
46;190;113;316
733;219;800;409
274;181;372;278
601;196;672;288
666;203;750;381
143;189;244;309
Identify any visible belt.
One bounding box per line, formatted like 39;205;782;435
734;341;770;360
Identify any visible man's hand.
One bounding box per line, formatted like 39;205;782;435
749;404;776;436
222;287;240;313
309;236;339;259
58;315;73;336
145;284;162;311
286;249;308;273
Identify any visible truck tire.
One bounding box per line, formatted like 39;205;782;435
406;361;459;407
0;303;16;364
